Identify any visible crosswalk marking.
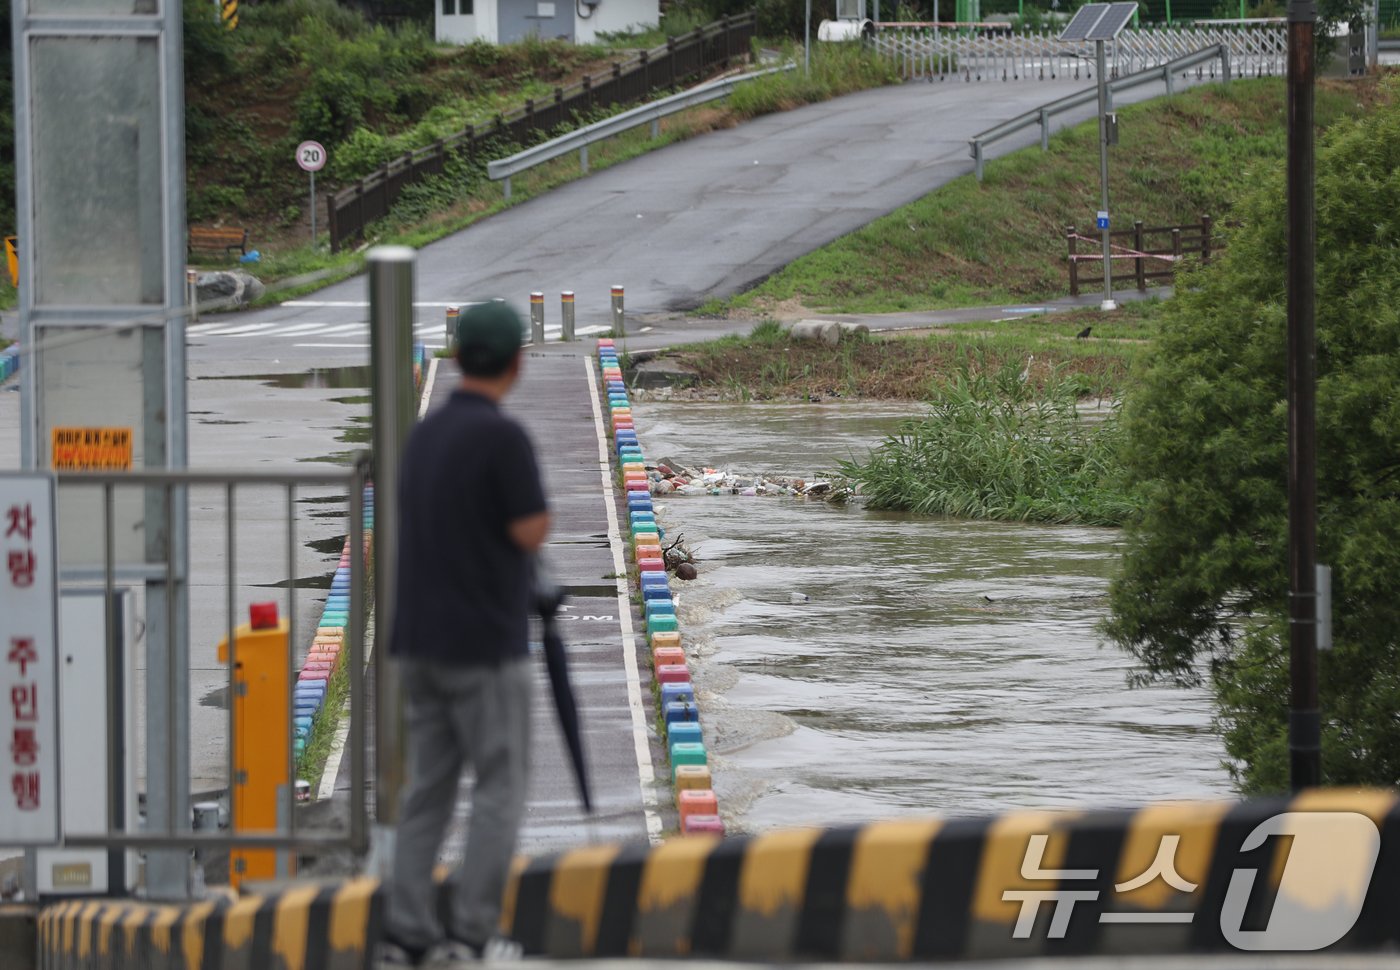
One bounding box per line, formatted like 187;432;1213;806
190;319;612;342
203;322;286;336
292;323;610;349
280;300;483;308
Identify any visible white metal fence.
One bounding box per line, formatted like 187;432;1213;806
872;24;1287;81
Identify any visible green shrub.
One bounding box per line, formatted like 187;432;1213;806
843;355;1131;525
726;42;900;116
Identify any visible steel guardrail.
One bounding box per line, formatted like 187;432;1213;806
969;44;1228;180
486;64;796;199
328;13;757;251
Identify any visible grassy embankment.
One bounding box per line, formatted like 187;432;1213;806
659;73;1389;404
643;74;1390;524
701;74;1387;317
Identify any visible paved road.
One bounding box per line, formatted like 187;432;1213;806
218;74;1199;337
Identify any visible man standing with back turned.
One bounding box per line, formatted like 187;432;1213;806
378;301;548;968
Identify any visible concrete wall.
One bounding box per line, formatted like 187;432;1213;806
435;0;497;44
574;0;660;45
437;0;658;45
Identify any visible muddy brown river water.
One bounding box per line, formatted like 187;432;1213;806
629;400;1234;834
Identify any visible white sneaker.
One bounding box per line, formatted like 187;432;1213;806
476;937;524;962
423;938;478;967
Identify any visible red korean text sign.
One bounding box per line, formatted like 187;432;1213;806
0;473;60;843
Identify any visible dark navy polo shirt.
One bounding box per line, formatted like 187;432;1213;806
390;389;547;665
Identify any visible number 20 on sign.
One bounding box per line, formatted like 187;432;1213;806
0;472;61;844
297;140;327;247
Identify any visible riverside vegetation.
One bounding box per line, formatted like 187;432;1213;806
645;73;1400;791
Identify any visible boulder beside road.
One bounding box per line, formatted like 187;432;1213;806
196;270;266;311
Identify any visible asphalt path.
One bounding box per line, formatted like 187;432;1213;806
215;73;1199;342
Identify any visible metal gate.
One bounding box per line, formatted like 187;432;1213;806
53;463;372;866
871;23;1287;80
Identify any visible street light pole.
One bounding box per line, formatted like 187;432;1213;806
1286;0;1321;792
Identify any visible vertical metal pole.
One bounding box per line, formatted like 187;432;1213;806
310;170;317;248
349;458;369;855
610;285;625;337
1287;0;1320;792
1368;0;1380;68
805;0;812;74
530;291;546;344
445;305;460;355
164;484;179;845
284;483;297;877
104;484;118;837
561;291;576;341
187;269;199;323
368;247;416;861
1096;39;1116;311
225;483;237;879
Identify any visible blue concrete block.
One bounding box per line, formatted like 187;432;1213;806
665;701;699;725
645;600;676;621
643;586;671;602
661;682;695;707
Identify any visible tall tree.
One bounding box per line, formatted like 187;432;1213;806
1103;79;1400;792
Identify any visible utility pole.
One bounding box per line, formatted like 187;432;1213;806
1096;38;1115;311
1286;0;1321;792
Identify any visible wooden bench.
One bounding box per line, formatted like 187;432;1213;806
188;226;249;257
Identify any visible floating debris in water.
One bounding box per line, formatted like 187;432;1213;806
648;458;854;502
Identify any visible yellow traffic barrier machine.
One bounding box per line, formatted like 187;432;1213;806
217;602;296;887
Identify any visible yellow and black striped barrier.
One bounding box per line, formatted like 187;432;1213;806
221;0;238;30
37;878;377;970
36;790;1400;967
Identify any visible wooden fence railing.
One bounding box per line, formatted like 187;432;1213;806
328;13;756;252
1067;215;1214;296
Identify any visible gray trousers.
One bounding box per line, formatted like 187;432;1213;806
386;656;532;949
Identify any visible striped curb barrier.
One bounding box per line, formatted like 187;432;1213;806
291;344;425;778
37;790;1400;966
597;338;724;836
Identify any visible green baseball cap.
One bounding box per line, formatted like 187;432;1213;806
456;300;525;375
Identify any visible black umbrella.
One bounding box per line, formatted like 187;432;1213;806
533;555;594;814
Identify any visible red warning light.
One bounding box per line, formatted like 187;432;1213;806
249;602;279;630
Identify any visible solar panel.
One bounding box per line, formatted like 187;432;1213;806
1086;2;1137;39
1059;3;1109;41
1058;1;1137;41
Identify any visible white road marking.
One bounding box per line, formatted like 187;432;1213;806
202;323;283;336
273;323;348;336
281;300;483;308
584;354;663;845
295;342;447;349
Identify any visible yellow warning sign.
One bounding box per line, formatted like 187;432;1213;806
50;427;133;471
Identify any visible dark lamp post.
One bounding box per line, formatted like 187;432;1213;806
1286;0;1321;792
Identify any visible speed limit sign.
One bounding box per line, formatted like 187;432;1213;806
296;140;327;173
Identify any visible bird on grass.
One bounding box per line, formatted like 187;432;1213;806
1076;326;1093;339
1019;355;1035;383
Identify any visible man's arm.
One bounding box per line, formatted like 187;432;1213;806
508;511;549;553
